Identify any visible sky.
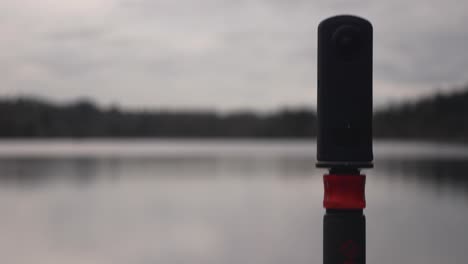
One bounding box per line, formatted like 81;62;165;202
0;0;467;111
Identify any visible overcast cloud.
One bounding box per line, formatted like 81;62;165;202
0;0;467;110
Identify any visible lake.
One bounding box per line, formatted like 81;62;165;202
0;140;466;264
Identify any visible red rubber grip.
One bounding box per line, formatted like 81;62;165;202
323;174;366;209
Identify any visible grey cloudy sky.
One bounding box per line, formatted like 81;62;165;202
0;0;467;110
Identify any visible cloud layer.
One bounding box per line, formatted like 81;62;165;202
1;0;467;110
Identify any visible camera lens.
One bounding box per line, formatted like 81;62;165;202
332;25;361;58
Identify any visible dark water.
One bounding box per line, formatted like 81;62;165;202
0;140;467;264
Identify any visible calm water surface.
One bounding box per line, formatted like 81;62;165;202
0;140;467;264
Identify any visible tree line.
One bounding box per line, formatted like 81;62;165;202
1;87;468;142
0;98;315;138
373;88;468;142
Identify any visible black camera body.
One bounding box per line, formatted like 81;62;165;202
317;15;373;168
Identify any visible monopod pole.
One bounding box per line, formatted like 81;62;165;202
322;169;366;264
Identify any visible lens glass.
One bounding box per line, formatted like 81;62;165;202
332;25;361;59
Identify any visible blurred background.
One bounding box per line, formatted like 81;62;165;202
1;0;468;263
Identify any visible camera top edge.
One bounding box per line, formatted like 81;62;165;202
318;15;373;31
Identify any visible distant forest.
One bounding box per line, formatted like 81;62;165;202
1;88;468;142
